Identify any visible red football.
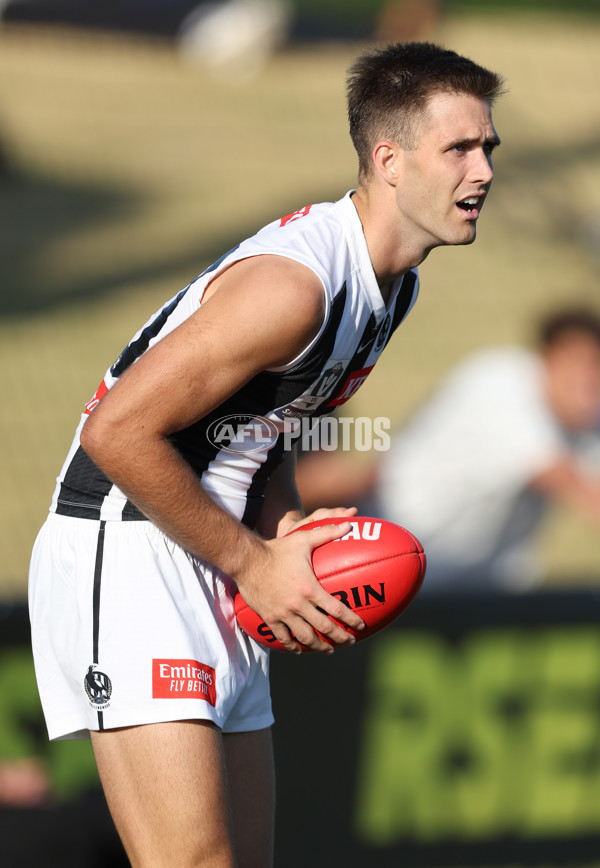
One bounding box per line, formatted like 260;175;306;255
234;516;426;651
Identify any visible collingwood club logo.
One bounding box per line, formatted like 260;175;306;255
375;312;392;351
84;664;112;710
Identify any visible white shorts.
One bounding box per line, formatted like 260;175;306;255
29;513;273;741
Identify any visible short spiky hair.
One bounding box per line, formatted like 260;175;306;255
347;42;504;179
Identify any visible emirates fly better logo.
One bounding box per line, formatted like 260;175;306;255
152;659;217;705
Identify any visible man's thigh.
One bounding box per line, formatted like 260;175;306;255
91;720;236;868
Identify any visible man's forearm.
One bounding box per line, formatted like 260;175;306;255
254;449;304;540
80;420;264;580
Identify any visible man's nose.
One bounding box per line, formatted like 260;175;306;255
473;148;494;185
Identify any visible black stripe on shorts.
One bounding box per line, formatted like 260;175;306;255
91;520;106;731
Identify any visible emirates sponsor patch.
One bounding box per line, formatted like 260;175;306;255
152;658;216;705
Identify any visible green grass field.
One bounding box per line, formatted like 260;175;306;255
0;13;599;595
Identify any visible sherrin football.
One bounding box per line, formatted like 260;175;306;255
234;516;426;651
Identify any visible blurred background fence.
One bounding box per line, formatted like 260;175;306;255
5;592;600;866
271;590;600;867
0;0;599;864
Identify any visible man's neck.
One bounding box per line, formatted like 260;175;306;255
350;186;433;285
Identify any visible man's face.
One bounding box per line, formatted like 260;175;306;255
395;91;500;250
545;333;600;431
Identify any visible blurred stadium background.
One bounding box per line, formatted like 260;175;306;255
0;0;599;864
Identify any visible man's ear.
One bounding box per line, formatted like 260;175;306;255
371;140;403;186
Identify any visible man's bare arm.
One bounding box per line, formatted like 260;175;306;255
255;447;358;541
80;255;365;653
532;456;600;525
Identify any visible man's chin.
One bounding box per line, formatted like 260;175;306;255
453;224;478;246
425;224;478;254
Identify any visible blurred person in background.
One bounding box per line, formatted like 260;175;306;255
377;307;600;593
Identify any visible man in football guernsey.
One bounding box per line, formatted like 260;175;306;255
29;43;503;868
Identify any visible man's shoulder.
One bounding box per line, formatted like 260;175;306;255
253;195;351;247
229;193;356;290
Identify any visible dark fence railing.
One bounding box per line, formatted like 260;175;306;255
270;587;600;867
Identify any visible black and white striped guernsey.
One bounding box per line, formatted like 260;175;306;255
51;192;419;529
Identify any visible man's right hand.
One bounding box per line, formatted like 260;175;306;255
233;521;366;654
